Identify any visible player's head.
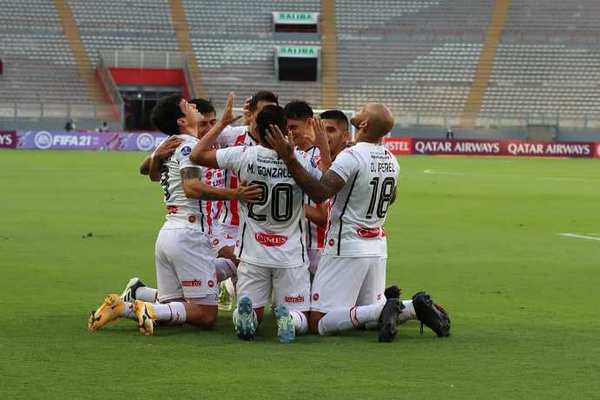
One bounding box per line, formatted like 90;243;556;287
284;100;314;150
151;94;199;136
350;103;394;142
320;109;351;159
256;105;287;149
189;98;216;137
248;91;279;133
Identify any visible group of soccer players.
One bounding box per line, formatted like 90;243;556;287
88;90;450;343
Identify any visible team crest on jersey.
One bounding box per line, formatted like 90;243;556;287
180;145;192;156
255;232;288;247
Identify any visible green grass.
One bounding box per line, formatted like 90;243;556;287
1;150;599;399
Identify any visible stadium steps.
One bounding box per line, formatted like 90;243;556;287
320;0;338;109
460;0;512;128
52;0;108;113
169;0;206;99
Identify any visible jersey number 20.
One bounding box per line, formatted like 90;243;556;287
248;181;293;222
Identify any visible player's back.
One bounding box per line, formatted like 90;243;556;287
224;145;320;268
324;142;399;257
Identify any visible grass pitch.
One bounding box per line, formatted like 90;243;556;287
1;150;599;399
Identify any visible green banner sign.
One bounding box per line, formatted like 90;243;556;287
272;12;319;25
276;46;320;58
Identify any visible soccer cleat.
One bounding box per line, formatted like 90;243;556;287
273;305;295;344
218;281;233;312
88;294;125;331
412;291;451;337
132;300;156;336
233;296;257;341
120;277;146;303
378;286;404;342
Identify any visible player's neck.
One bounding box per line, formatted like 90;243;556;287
181;126;199;138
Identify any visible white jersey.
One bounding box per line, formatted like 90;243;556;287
216;145;322;268
323;142;399;257
159;134;208;232
216;125;257;227
302;146;328;250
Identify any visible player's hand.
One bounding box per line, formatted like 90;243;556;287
235;180;264;203
265;123;296;163
154;136;182;161
219;92;242;127
311;117;331;168
242;96;252;126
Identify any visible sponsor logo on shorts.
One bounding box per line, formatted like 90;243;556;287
377;293;382;301
255;232;288;247
312;293;320;301
188;215;197;223
357;227;385;238
208;280;215;288
181;279;202;287
284;295;305;304
212;238;220;246
328;239;335;247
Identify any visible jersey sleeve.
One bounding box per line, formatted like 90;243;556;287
216;146;246;173
328;148;360;182
296;149;322;180
216;125;244;148
175;142;202;171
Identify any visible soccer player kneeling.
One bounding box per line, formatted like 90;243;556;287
191;103;321;343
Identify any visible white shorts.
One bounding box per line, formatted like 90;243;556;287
210;223;238;250
308;248;322;275
237;261;311;311
155;226;219;305
310;255;387;313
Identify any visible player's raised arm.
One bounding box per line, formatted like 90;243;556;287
266;124;344;204
190;92;241;168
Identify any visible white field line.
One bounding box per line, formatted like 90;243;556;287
423;169;597;182
558;233;600;242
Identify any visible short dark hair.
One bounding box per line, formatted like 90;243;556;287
249;90;279;111
256;105;287;148
284;100;313;121
151;94;184;135
190;98;215;115
320;109;349;131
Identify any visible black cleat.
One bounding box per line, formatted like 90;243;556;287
412;291;450;337
378;286;405;342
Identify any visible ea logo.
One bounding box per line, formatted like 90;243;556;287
136;133;155;151
34;131;53;150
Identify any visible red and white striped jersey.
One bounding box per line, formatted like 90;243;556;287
302;146;328;250
200;167;225;235
215;125;257;227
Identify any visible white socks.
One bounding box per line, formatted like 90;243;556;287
399;300;417;324
289;310;309;335
215;259;237;282
135;287;158;302
120;302;137;320
317;303;384;335
152;302;187;324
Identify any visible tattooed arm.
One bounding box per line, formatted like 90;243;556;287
180;167;262;201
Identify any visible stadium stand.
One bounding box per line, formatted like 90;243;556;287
2;0;600;130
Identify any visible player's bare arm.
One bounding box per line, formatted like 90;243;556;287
146;136;183;181
180;167;262;201
266;123;345;203
312;117;332;170
190;92;241;168
304;204;328;227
